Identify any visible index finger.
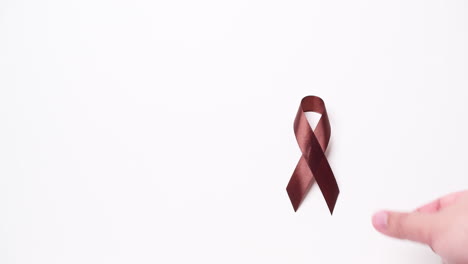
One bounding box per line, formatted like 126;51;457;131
415;190;468;213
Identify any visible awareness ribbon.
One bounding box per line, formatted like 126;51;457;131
286;96;339;214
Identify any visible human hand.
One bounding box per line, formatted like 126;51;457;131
372;190;468;264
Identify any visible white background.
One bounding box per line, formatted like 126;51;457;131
1;0;468;263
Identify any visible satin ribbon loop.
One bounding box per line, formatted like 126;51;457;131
286;96;339;214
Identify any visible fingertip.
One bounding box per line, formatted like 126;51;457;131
372;211;389;232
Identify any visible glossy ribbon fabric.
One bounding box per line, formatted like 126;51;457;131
286;96;339;214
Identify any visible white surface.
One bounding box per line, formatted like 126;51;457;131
1;0;467;263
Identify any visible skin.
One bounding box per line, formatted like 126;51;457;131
372;190;468;264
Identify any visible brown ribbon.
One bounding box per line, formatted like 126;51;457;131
286;96;339;214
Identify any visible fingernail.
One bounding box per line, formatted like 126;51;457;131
372;211;388;230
